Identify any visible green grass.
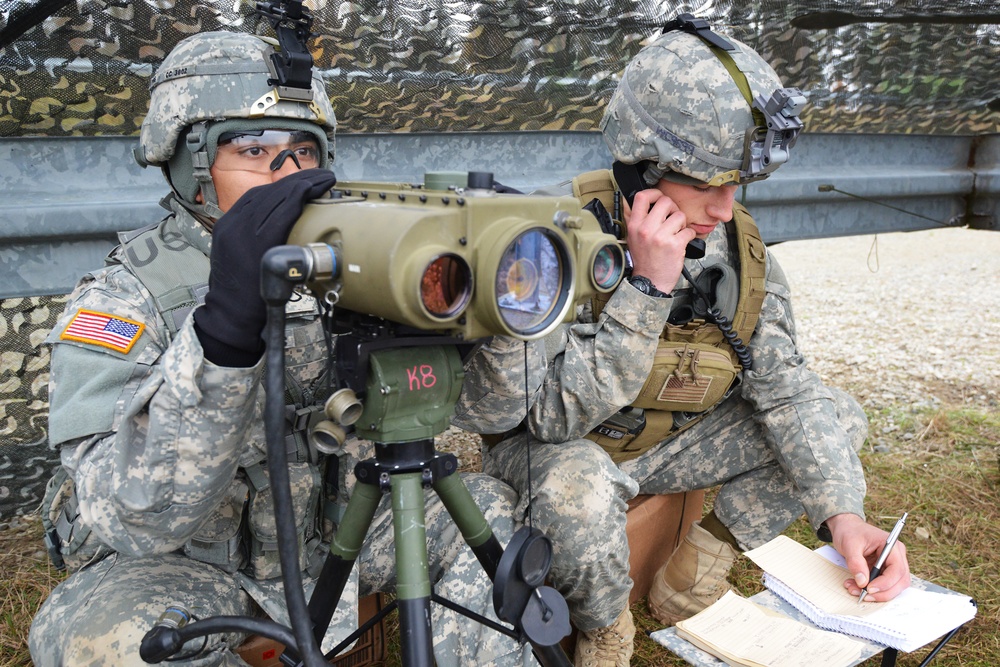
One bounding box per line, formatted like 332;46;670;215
629;403;1000;667
4;402;998;666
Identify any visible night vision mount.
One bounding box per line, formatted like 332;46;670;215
256;0;315;92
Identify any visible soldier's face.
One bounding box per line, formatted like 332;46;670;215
655;180;738;239
200;131;321;213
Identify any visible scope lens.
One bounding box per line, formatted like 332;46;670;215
592;243;625;291
495;229;570;335
421;254;472;318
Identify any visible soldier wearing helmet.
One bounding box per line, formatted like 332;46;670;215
455;16;911;666
30;31;533;666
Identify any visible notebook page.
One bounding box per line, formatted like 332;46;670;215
746;536;977;652
675;591;865;667
744;535;882;617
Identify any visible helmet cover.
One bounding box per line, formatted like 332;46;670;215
601;29;786;185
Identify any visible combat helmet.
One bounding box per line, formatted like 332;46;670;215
601;15;805;188
136;30;337;219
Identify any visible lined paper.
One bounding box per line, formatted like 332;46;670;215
745;535;977;651
675;591;866;667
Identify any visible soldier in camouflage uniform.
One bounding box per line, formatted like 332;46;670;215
29;31;535;667
454;20;912;667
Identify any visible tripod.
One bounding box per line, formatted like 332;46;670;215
140;248;572;666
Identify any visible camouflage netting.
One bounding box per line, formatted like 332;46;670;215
0;296;67;522
0;1;997;519
1;0;998;138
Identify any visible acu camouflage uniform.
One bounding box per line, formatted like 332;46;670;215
454;218;868;632
454;26;867;634
29;199;536;667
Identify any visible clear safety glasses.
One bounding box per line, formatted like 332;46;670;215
212;130;322;173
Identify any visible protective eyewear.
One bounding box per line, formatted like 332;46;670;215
213;130;322;173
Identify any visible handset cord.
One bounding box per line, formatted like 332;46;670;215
681;266;753;372
522;341;534;529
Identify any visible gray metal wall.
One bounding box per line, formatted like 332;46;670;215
1;131;995;299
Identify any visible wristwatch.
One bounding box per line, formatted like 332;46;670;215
627;274;670;299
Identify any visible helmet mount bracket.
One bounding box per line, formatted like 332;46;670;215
256;0;315;92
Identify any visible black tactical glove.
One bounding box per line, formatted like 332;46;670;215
194;169;338;367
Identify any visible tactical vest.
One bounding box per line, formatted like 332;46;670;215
575;170;768;463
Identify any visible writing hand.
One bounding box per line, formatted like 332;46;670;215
827;513;911;602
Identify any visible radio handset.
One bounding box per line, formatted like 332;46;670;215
611;160;707;261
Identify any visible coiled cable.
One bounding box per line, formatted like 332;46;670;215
681;265;753;372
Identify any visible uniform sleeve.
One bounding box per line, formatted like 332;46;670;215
49;266;262;556
740;253;867;530
454;282;672;442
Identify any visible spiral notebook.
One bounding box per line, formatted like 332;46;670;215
744;536;977;652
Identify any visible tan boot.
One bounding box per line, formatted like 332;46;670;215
574;608;635;667
648;521;738;626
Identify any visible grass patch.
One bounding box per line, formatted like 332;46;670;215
0;520;67;667
4;402;997;666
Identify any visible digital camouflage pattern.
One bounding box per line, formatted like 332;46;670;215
0;295;67;524
601;30;784;184
139;30;336;166
1;0;997;138
454;221;869;631
30;204;537;666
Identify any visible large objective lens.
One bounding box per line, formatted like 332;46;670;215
495;229;569;335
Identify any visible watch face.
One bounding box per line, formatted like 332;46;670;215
630;276;652;293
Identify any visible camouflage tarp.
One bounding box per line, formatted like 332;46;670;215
0;295;66;522
1;0;998;139
0;1;997;519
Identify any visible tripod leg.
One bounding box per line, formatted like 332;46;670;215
392;472;435;666
308;478;382;646
434;474;572;667
433;472;503;578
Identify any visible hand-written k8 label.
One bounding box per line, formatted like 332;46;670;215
406;365;438;391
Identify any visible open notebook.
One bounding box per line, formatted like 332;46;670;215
674;590;867;667
744;535;977;652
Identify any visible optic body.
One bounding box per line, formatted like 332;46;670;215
287;181;624;340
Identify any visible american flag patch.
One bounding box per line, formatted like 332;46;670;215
61;309;145;354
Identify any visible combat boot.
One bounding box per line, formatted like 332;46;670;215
648;520;738;626
574;608;635;667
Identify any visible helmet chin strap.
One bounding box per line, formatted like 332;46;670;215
184;121;225;221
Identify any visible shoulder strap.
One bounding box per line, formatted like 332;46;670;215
572;168;617;214
573;169;618;321
730;203;768;345
117;217;211;336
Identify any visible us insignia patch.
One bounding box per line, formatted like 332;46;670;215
61;309;145;354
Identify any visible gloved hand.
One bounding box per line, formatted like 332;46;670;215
194;169;338;366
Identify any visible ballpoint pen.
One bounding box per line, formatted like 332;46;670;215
858;512;908;604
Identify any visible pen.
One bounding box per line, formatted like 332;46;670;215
858;512;908;604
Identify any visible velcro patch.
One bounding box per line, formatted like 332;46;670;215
61;309;145;354
657;374;713;404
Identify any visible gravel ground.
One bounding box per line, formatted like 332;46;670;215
443;226;1000;464
768;227;1000;412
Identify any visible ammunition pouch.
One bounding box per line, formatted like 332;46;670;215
244;461;321;580
183;477;248;573
40;465;114;572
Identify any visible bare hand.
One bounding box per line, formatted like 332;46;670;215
827;513;911;602
624;188;697;293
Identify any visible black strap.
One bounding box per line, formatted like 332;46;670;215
662;13;735;51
